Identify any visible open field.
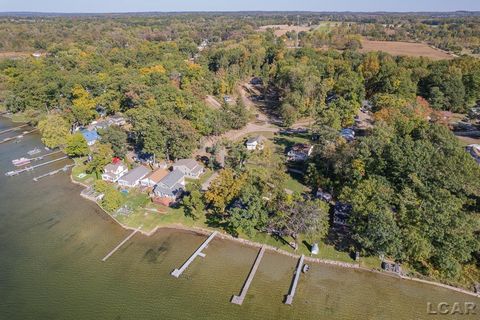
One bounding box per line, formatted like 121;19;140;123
0;51;31;59
257;24;315;37
360;39;453;60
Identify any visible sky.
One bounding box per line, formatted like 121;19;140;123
0;0;479;13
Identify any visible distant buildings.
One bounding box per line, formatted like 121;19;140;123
246;135;265;151
340;128;355;142
287;143;313;162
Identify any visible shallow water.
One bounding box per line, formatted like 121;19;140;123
0;117;477;320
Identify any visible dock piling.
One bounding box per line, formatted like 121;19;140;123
231;246;266;305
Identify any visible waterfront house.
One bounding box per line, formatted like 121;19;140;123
80;128;99;146
287;143;313;162
140;168;169;188
246;135;264;151
117;166;151;188
101;162;128;183
152;170;186;205
172;159;204;179
333;202;352;227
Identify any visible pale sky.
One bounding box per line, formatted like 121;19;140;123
0;0;479;13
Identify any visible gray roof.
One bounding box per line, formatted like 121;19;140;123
118;166;150;184
246;136;262;144
159;169;184;189
173;159;199;170
154;183;184;197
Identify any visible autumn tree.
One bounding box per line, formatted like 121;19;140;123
38;114;70;148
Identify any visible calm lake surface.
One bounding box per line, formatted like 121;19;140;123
0;117;477;320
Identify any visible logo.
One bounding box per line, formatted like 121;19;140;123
427;302;477;315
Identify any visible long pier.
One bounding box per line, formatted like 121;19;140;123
0;124;28;135
231;246;266;305
33;164;75;181
0;128;38;144
285;255;305;305
102;225;142;262
171;231;217;278
5;156;69;176
16;150;63;165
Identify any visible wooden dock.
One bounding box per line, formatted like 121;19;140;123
0;128;38;144
171;231;217;278
0;124;28;135
231;246;266;305
102;225;142;262
5;156;69;176
285;255;305;305
33;164;75;181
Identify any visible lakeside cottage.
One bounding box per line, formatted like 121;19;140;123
140;168;169;188
172;159;204;179
101;162;128;183
117;166;151;188
466;144;480;164
287;143;313;162
80;128;99;146
246;135;264;151
152;169;186;205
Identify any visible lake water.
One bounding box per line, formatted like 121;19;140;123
0;117;477;320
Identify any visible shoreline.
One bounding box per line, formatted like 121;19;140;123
69;172;480;299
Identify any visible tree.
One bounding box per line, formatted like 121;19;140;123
204;169;247;213
270;195;330;246
226;184;268;237
38;114;70;148
71;85;97;126
86;143;113;178
65;132;89;157
182;182;205;220
102;187;124;212
99;125;127;158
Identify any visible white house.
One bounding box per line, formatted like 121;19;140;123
246;136;264;151
101;163;128;182
117;166;151;188
287;143;313;162
172;159;204;179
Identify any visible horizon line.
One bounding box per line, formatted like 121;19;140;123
1;10;479;15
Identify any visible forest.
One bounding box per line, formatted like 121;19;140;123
0;12;479;287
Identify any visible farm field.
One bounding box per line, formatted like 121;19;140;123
359;39;454;60
257;24;315;36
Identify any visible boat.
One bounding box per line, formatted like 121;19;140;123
12;157;31;167
302;264;310;273
27;148;41;156
5;170;18;176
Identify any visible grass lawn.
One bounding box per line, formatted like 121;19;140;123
283;174;308;193
71;158;96;186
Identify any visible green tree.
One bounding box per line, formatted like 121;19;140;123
99;125;127;158
86;143;113;178
182;182;205;220
65;132;89;157
38;114;70;148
